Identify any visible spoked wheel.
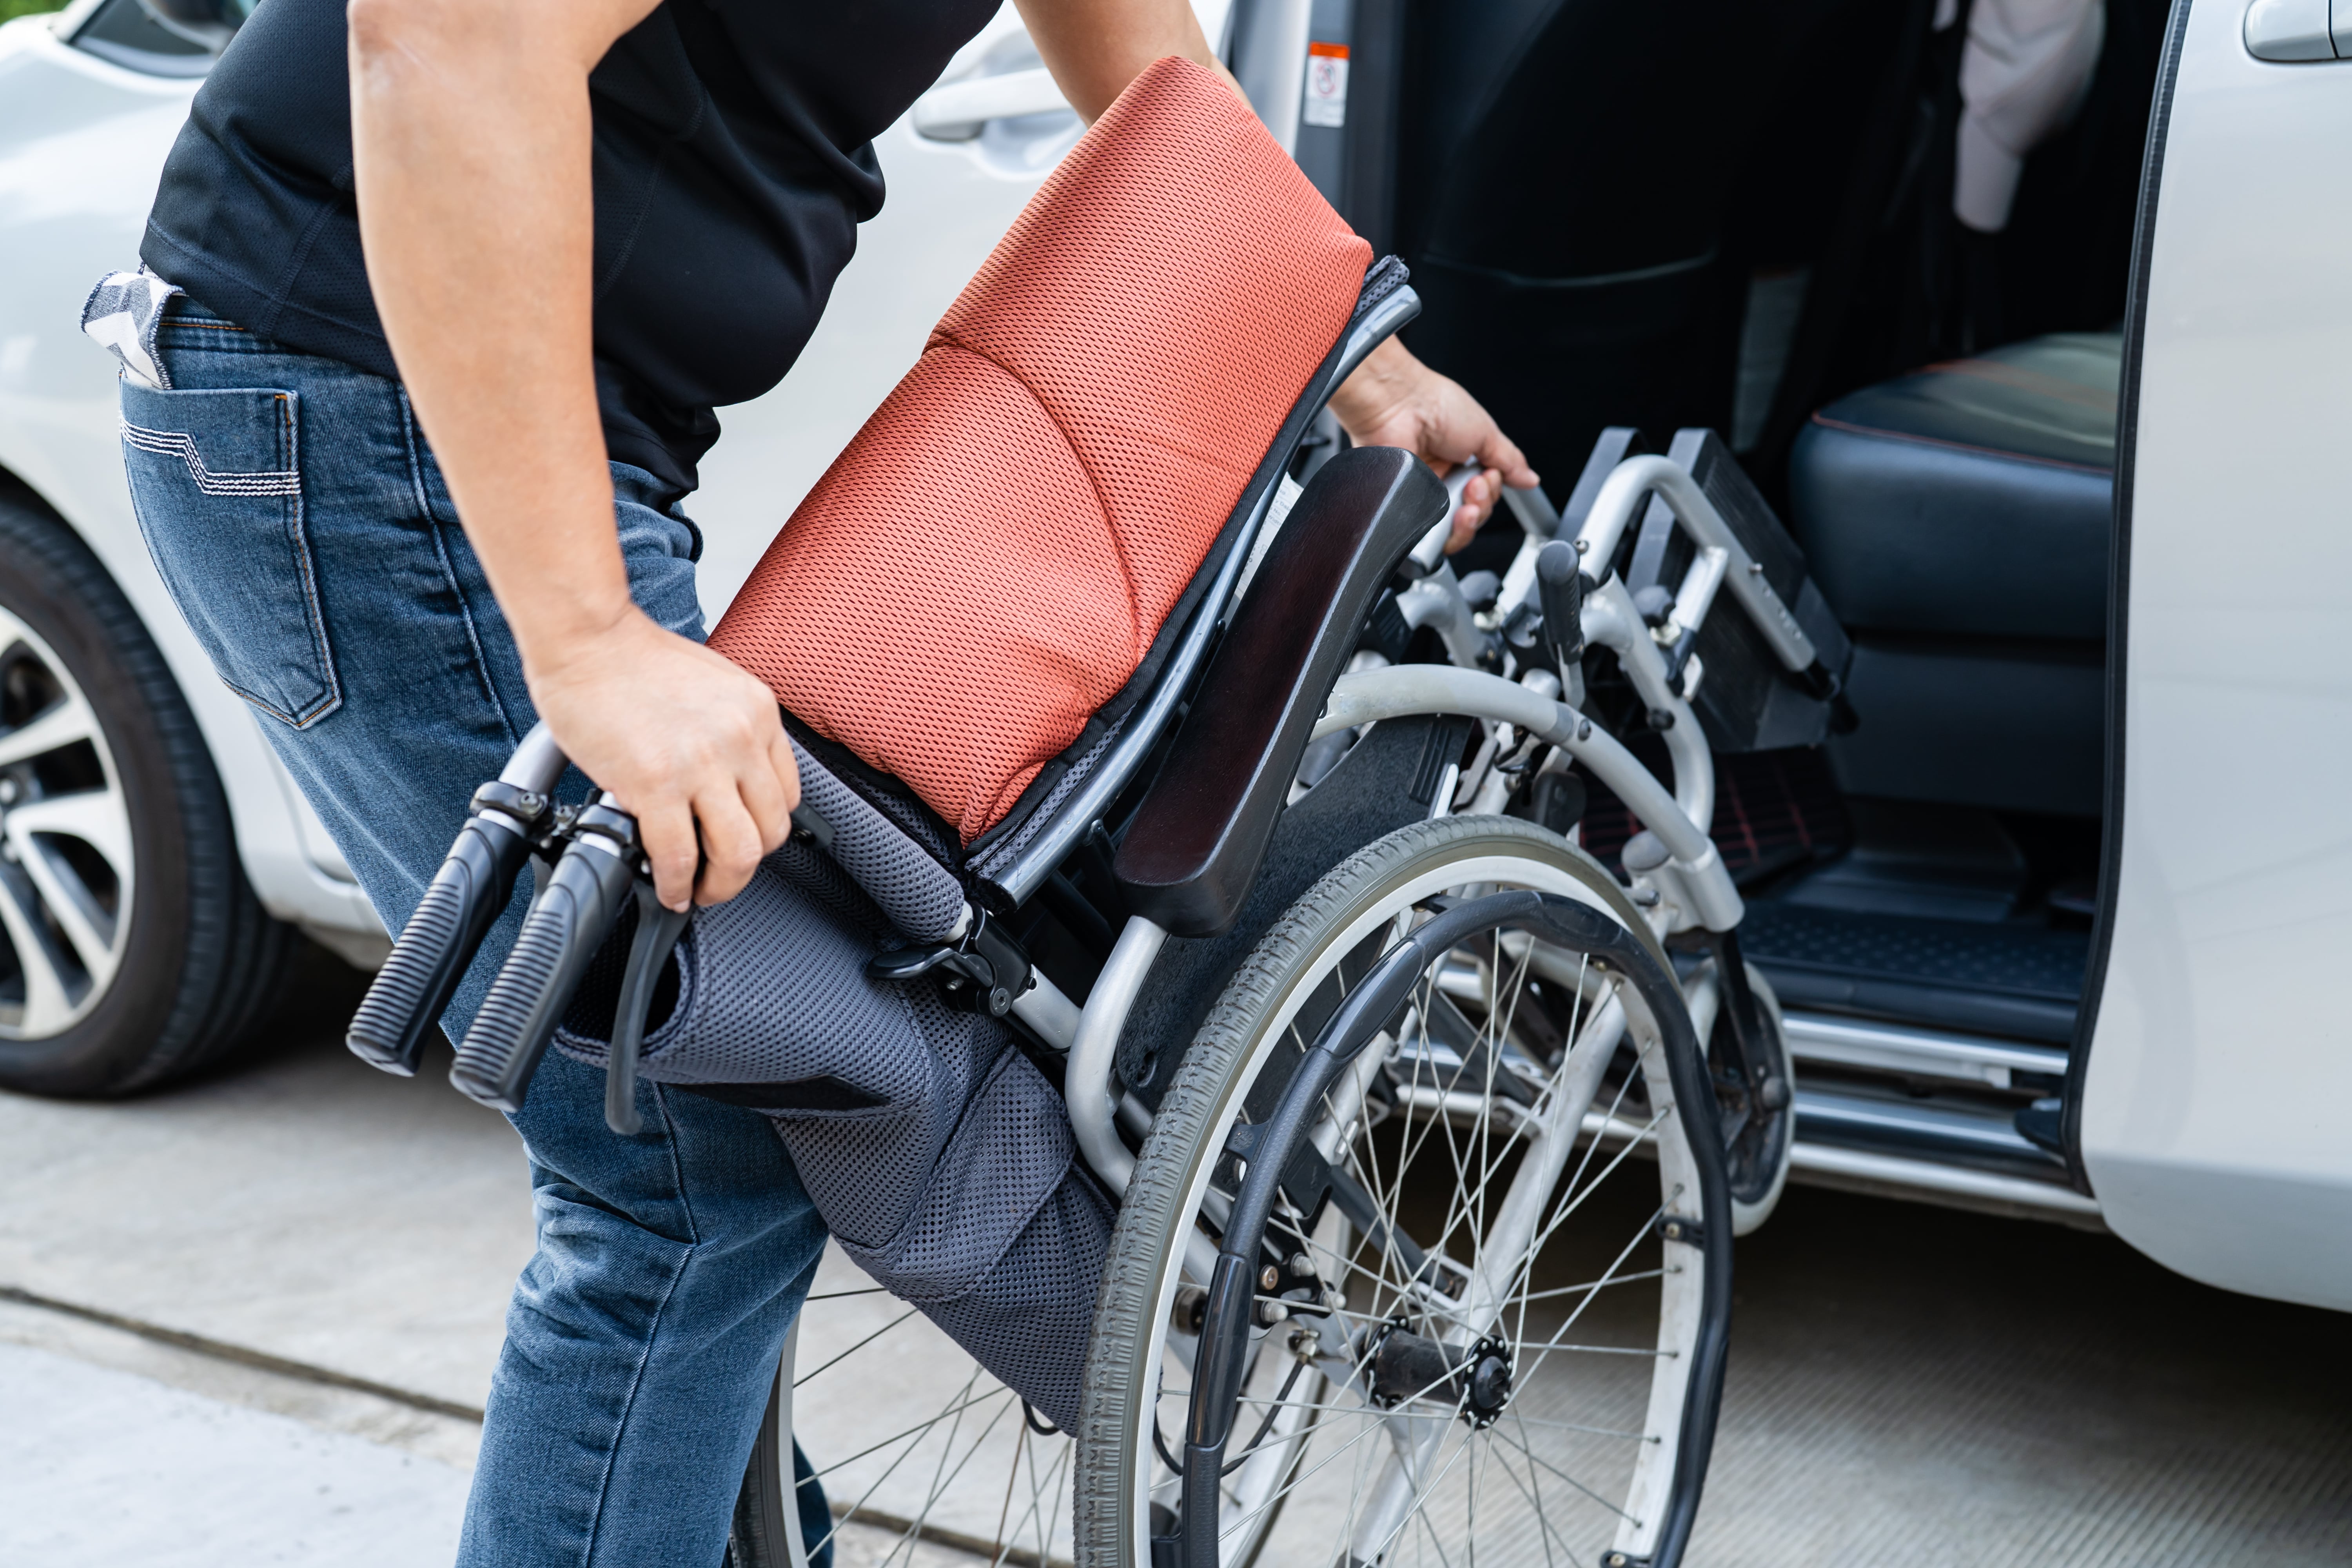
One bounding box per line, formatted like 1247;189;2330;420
1075;816;1735;1568
1683;956;1795;1236
730;1243;1080;1568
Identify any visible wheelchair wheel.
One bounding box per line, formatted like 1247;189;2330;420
1693;958;1794;1238
1074;815;1734;1568
729;1246;1080;1568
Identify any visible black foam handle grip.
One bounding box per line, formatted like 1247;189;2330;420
347;812;532;1076
1536;539;1586;670
450;836;638;1112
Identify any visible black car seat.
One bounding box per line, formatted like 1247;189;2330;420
1386;0;1922;491
1787;330;2120;816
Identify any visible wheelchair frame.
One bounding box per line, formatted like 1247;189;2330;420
343;272;1818;1568
1053;440;1814;1200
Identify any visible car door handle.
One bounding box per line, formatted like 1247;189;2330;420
2243;0;2349;61
912;66;1073;140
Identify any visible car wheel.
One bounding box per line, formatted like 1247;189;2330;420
0;483;294;1096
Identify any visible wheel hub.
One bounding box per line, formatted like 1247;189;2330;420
1459;1337;1514;1427
1369;1324;1516;1428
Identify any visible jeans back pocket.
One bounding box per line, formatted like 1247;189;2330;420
120;382;341;728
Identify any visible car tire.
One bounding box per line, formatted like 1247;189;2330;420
0;481;294;1096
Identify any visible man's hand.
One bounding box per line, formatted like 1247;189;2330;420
1330;338;1541;553
529;615;800;911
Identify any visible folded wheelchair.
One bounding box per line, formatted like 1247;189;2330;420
348;58;1847;1568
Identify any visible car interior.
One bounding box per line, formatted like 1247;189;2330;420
1332;0;2170;1192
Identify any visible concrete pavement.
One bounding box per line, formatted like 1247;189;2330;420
2;947;2348;1566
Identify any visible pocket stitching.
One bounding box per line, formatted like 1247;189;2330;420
268;392;343;729
120;421;299;495
121;392;343;729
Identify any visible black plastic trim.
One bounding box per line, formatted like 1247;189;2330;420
2064;0;2194;1194
1112;447;1446;935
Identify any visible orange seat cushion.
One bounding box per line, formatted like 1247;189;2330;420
708;56;1371;844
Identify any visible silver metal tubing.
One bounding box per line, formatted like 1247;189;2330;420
1579;577;1713;837
1795;1085;2055;1164
1010;966;1082;1054
1571;454;1817;671
1781;1010;2068;1091
1314;664;1743;929
1667;541;1731;644
1788;1141;2103;1224
1500;479;1561;537
497;721;567;794
1395;564;1489;671
1068;916;1169;1192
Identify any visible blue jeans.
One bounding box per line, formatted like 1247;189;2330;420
122;298;832;1567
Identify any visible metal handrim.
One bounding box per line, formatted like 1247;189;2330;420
1120;849;1715;1567
0;605;134;1041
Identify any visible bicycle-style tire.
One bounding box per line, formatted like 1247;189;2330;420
1073;815;1735;1568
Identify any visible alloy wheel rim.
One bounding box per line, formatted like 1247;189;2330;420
0;606;134;1040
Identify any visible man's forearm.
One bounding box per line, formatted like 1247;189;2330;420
347;0;656;671
1015;0;1240;121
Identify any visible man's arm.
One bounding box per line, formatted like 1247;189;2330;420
348;0;798;913
1016;0;1539;548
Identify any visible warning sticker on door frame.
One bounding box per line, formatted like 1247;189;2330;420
1303;41;1349;129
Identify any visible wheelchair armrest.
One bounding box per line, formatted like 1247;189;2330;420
1114;447;1449;936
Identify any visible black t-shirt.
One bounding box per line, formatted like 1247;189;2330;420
143;0;997;492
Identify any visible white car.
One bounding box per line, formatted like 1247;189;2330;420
2;0;2346;1329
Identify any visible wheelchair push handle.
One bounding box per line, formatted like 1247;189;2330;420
346;788;543;1074
450;795;642;1113
1403;459;1483;577
345;724;566;1075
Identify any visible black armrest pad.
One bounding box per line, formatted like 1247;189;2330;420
1115;447;1448;935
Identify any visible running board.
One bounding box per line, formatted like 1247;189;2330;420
1794;1085;2057;1166
1780;1009;2067;1090
1787;1140;2103;1228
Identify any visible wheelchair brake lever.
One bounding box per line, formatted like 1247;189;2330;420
1535;539;1587;672
604;878;689;1136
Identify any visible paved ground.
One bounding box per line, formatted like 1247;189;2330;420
2;947;2347;1566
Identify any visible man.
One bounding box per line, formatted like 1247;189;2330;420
113;0;1537;1559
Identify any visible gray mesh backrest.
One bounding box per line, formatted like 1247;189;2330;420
793;742;967;942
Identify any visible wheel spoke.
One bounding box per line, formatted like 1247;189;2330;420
1491;1421;1641;1526
793;1307;921;1388
1110;860;1718;1568
0;866;82;1034
0;693;98;770
7;789;132;882
802;1387;1018;1482
6;820;123;986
